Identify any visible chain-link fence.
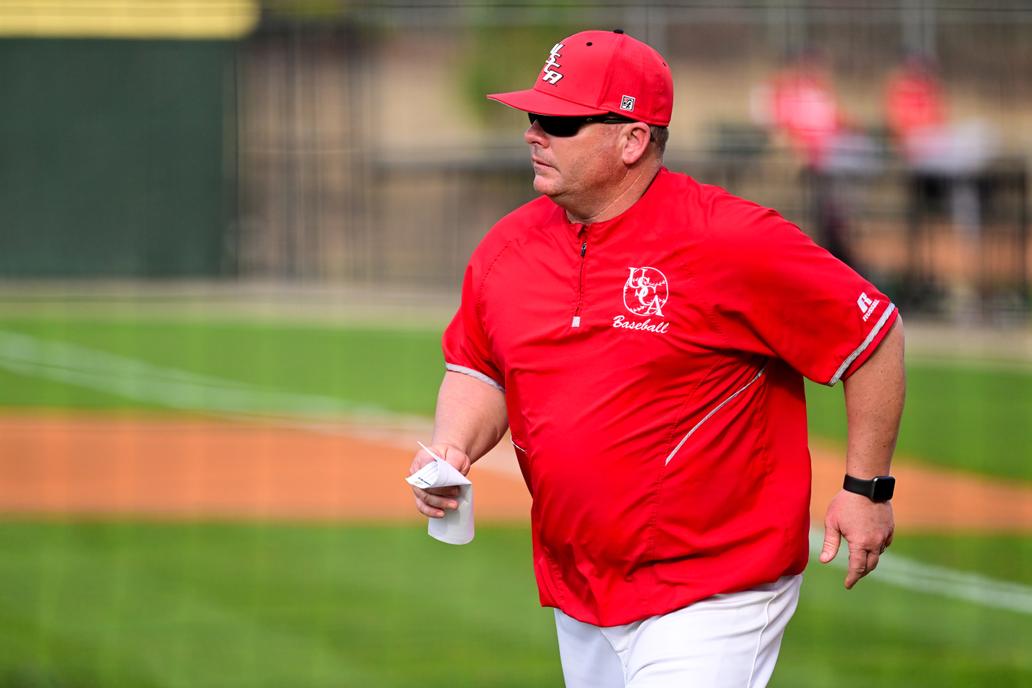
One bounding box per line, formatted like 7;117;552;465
231;2;1031;319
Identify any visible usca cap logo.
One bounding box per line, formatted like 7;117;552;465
541;42;564;85
624;267;668;317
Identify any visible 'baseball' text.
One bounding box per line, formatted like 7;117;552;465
612;315;670;334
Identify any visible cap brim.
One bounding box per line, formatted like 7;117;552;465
487;88;608;117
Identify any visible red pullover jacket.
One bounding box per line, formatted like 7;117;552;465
443;168;898;626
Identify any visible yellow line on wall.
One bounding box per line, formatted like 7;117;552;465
0;0;260;39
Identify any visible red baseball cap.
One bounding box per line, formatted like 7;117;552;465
487;29;674;127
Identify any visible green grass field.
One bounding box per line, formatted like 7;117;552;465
0;523;1029;688
0;311;1030;687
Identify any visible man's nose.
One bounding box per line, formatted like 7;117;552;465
524;119;548;146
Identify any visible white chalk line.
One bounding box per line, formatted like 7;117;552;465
808;531;1032;616
2;329;1030;616
0;329;387;417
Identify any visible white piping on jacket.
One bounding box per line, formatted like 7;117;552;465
828;303;897;385
664;364;768;466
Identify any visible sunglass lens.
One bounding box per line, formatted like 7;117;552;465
528;114;583;137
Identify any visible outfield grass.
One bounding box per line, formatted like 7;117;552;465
805;359;1032;481
0;522;1028;688
779;532;1032;688
0;522;556;688
1;315;1029;481
0;318;443;417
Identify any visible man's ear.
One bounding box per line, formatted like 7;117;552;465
620;123;652;165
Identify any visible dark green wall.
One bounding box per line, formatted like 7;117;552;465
0;39;235;277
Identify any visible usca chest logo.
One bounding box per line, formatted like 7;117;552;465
623;267;669;317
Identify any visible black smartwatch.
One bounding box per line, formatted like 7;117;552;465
842;474;895;502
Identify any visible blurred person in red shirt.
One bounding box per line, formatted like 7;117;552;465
884;55;997;234
754;51;880;269
765;52;844;169
885;54;1001;315
885;54;947;158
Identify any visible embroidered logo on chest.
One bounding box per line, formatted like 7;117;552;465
614;267;671;334
623;267;668;316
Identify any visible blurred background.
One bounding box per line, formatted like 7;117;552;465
0;1;1030;687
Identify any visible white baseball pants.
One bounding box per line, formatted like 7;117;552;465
554;574;802;688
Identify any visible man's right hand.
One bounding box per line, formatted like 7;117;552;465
409;443;471;519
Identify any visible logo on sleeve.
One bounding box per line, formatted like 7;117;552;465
614;267;670;334
857;292;880;322
541;43;565;85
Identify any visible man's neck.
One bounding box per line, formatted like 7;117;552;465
565;162;662;225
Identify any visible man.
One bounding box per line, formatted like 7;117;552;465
409;29;904;688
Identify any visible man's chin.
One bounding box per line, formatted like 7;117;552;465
532;175;561;198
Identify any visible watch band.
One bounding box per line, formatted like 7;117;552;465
843;474;895;502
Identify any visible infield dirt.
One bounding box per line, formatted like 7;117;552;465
0;414;1028;532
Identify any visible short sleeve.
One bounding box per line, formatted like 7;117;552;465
442;260;505;393
707;200;898;385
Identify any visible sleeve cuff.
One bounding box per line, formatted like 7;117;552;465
445;363;505;393
827;303;898;386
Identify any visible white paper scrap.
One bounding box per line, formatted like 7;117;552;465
405;448;474;545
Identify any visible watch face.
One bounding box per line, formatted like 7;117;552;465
872;476;895;501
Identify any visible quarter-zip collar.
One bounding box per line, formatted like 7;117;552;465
558;166;670;240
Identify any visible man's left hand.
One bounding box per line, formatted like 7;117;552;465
819;490;895;589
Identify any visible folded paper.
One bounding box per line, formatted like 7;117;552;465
406;457;474;545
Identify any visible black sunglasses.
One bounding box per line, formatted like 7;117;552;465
528;112;638;137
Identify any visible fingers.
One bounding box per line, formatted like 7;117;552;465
822;519;890;589
867;550;881;575
844;538;895;589
844;545;865;589
818;525;841;564
409;443;471;476
844;545;884;589
408;442;471;518
411;485;461;519
408;451;435;476
439;444;472;475
843;525;894;588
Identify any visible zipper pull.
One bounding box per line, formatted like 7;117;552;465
573;238;587;328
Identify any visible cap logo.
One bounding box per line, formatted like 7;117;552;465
620;95;636;112
541;42;565;85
